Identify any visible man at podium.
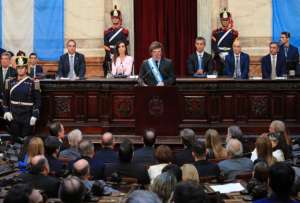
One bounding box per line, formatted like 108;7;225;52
138;41;175;86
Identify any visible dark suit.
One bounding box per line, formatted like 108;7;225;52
279;44;299;62
57;52;86;79
29;65;44;78
45;155;65;177
105;161;150;185
0;66;17;94
187;52;213;76
194;160;220;177
139;58;176;86
175;148;194;166
261;54;287;79
95;147;118;163
224;52;250;79
132;146;156;165
18;173;60;198
82;156;105;180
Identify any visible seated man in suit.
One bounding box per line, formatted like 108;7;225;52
57;39;86;80
105;139;150;185
18;155;60;198
192;140;220;177
175;129;196;166
28;53;44;79
218;139;253;180
95;132;118;163
132;129;157;164
139;41;175;86
187;37;213;77
224;40;250;79
261;42;287;79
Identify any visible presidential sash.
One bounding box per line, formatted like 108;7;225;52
147;59;163;83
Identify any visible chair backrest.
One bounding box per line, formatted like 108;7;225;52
199;176;219;183
235;171;253;182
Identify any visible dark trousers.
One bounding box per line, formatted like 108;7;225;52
9;120;33;143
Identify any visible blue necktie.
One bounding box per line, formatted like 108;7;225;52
198;55;203;70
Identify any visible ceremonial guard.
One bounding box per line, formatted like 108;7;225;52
103;5;129;77
3;56;41;142
212;9;239;75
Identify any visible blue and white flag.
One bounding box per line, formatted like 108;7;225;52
0;0;64;60
272;0;300;50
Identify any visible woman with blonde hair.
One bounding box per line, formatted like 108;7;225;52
18;137;45;172
181;164;199;183
251;136;277;166
205;129;227;159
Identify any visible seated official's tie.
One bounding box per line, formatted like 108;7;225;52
234;55;241;79
271;55;276;79
155;60;159;69
198;54;203;71
284;47;288;58
68;55;75;79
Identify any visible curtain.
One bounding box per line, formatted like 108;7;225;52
134;0;197;76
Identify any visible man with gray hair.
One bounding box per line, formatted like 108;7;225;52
175;128;196;166
226;125;243;143
59;129;83;161
79;140;105;180
125;190;162;203
218;139;253;180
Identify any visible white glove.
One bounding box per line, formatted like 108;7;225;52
3;112;13;122
30;116;37;126
157;81;164;86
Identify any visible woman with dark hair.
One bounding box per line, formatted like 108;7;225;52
111;41;133;77
268;132;289;162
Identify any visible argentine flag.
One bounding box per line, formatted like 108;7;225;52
0;0;64;60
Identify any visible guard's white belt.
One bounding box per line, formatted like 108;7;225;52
11;101;33;106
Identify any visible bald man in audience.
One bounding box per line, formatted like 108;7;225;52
73;159;93;191
95;132;118;163
218;139;253;180
59;176;85;203
224;40;250;79
133;129;157;164
18;155;60;198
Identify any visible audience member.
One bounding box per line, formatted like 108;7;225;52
205;129;227;159
149;172;177;203
251;136;277;165
226;125;244;144
18;155;60;198
192;140;220;177
148;145;173;182
95;132;118;163
107;139;150;185
4;183;43;203
162;164;182;182
49;122;65;149
181;164;199;183
125;190;162;203
268;132;286;162
175;129;195;166
173;181;207;203
247;161;269;200
60;129;83;161
133;129;157;164
218;139;253;180
255;162;297;203
18;136;45;172
59;176;86;203
78;140;105;180
44;136;65;177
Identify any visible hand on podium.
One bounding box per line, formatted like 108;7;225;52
157;81;164;86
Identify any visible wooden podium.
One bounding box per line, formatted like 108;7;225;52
135;86;179;137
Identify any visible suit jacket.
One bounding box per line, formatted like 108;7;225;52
82;156;105;180
187;52;213;75
57;52;86;79
279;44;299;62
105;161;150;185
18;173;60;198
218;157;253;180
95;147;118;163
194;160;220;177
175;148;194;166
45;155;65;177
29;65;44;78
132;146;156;165
139;58;176;86
224;52;250;79
0;66;16;93
261;54;287;79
